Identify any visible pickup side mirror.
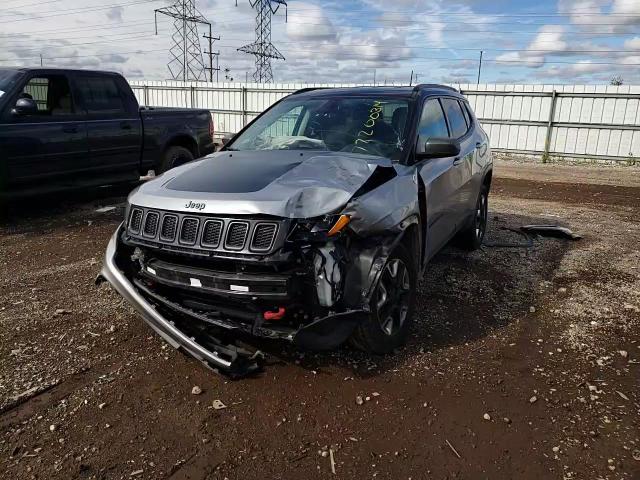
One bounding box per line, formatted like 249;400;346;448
12;97;38;116
221;133;234;146
415;137;461;160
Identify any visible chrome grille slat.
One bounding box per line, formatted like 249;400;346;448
225;221;249;250
250;223;278;252
129;208;143;234
160;215;178;241
201;219;223;247
126;207;285;255
143;212;159;238
179;217;199;245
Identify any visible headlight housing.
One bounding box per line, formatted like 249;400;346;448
291;214;351;242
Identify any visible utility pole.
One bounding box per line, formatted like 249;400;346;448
409;69;414;86
154;0;214;82
477;50;483;85
39;53;43;67
236;0;288;83
373;69;376;86
202;24;220;82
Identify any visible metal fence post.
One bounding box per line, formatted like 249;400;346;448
190;85;196;108
143;85;149;106
543;90;557;163
242;86;248;126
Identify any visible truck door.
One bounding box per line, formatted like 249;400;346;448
0;73;88;185
440;97;476;229
414;97;458;260
74;74;141;173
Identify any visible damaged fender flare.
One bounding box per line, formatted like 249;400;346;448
343;215;420;310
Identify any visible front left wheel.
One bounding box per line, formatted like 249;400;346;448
349;244;417;354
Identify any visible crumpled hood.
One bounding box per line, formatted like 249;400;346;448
128;150;394;218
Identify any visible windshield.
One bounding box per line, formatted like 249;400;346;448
229;96;411;160
0;69;22;98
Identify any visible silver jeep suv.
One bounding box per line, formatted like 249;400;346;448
99;85;493;376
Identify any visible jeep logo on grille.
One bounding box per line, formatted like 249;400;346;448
184;201;206;211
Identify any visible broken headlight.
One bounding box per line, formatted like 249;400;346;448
291;214;351;242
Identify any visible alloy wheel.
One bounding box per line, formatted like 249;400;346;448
475;191;488;242
375;258;412;336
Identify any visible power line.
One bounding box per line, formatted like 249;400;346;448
2;46;638;71
7;33;638;57
0;48;167;62
287;5;640;17
0;0;163;24
0;20;157;37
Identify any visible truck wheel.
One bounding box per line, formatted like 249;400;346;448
158;146;194;173
457;185;488;250
349;244;416;354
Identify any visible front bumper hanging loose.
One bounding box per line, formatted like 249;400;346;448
98;229;264;377
97;227;371;376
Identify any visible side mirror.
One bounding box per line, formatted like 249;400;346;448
415;137;461;160
12;97;38;116
221;133;234;145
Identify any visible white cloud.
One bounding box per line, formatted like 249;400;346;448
624;37;640;50
286;3;336;41
496;25;568;68
558;0;640;33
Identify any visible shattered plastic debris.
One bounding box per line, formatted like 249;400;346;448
520;225;582;240
212;399;227;410
95;206;117;213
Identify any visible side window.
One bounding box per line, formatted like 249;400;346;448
441;98;468;138
77;76;126;115
418;99;449;140
459;101;471;127
21;75;74;116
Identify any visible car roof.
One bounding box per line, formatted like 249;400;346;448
0;66;122;76
290;84;464;100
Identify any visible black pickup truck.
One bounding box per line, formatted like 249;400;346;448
0;67;215;193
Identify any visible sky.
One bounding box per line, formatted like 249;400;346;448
1;0;639;84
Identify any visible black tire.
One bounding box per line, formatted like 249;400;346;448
457;184;489;250
158;145;194;174
349;243;417;354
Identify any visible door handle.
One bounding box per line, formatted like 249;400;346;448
452;157;462;166
476;142;488;156
62;125;78;133
120;122;132;130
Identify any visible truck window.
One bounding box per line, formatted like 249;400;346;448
21;75;75;116
441;98;468;139
77;76;126;115
418;99;449;140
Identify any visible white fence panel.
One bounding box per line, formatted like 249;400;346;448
128;80;640;161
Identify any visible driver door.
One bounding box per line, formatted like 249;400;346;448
1;73;88;185
414;97;459;261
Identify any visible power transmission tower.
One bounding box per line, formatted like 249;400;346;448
236;0;287;83
155;0;214;82
203;26;220;82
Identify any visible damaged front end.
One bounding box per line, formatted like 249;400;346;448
99;152;419;377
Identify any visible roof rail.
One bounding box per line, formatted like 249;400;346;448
290;87;329;95
412;83;459;93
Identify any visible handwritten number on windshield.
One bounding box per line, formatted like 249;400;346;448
354;101;383;152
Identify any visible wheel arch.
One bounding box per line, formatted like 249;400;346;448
163;134;199;159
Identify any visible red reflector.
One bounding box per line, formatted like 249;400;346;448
263;307;285;321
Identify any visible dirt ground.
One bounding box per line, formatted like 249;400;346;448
1;159;639;480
